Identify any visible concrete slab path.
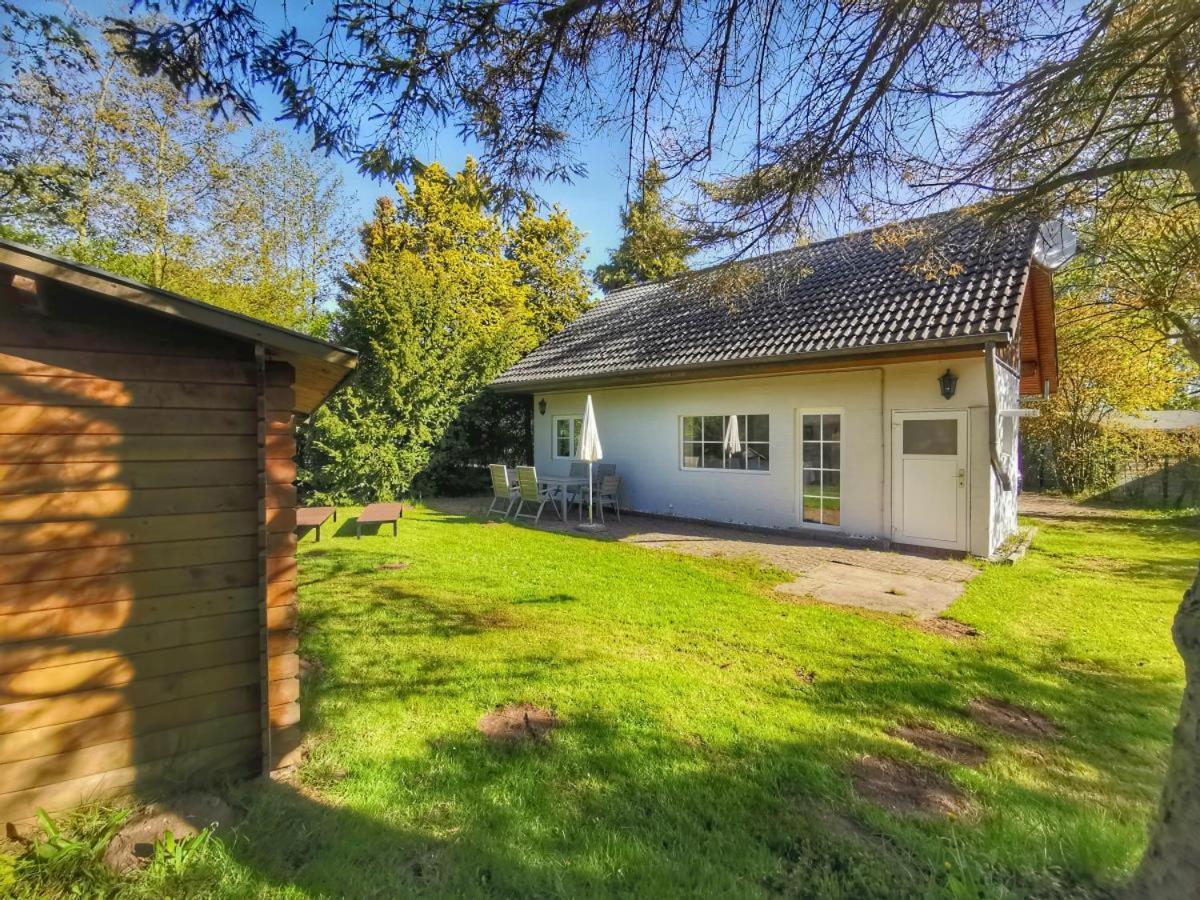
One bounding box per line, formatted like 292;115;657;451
432;497;979;618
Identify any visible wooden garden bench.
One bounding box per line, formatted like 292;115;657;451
296;506;336;541
356;502;404;538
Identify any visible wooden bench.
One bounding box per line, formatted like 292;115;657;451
356;502;404;538
296;506;337;541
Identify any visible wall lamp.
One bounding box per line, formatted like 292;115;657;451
938;369;959;400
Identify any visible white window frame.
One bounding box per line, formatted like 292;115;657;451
797;408;844;530
552;414;584;459
678;414;771;474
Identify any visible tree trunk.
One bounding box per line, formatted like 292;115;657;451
1128;565;1200;899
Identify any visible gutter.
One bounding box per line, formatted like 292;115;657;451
984;342;1013;492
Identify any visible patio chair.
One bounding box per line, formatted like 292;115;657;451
486;464;519;519
578;474;622;524
562;461;588;507
513;466;565;524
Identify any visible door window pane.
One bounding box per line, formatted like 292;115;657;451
801;412;842;526
903;419;958;455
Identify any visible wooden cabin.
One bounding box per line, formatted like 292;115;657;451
0;240;357;824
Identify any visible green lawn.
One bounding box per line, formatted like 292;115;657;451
19;505;1200;897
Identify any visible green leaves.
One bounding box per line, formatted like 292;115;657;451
594;161;694;291
303;159;589;502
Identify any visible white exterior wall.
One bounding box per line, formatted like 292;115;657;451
532;357;1004;556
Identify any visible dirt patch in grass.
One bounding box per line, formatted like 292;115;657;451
850;755;973;819
968;697;1061;739
887;723;987;767
377;561;410;570
478;703;558;744
104;793;237;872
794;667;816;684
914;617;979;639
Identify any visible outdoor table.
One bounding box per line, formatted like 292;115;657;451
356;502;404;538
296;506;336;541
537;475;590;521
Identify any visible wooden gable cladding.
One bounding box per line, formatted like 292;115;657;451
1017;265;1059;396
0;274;306;823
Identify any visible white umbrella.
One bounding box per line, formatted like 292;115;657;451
723;414;742;459
578;395;603;525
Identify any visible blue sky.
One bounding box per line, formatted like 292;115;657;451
66;0;638;271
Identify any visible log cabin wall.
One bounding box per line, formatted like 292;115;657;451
0;276;301;824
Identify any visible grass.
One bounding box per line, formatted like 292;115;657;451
10;503;1198;898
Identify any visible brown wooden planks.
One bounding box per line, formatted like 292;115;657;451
0;635;259;703
0;588;260;643
0;686;259;763
0;376;257;410
0;405;256;436
0;511;258;555
0;460;258;495
0;535;258;587
0;484;256;523
0;711;261;792
0;433;259;462
0;737;259;823
0;661;265;735
0;563;259;617
0;611;261;674
0;346;256;384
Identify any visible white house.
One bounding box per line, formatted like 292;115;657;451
493;210;1065;556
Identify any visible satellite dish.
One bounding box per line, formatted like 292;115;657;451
1033;220;1077;270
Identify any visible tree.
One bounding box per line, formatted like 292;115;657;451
1022;285;1193;494
418;196;592;493
594;161;695;290
1;29;351;332
303;160;536;502
0;3;91;224
108;0;1200;890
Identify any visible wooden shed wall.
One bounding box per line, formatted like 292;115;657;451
0;279;300;823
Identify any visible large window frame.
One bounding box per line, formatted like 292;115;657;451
679;414;770;473
553;414;584;459
799;409;843;528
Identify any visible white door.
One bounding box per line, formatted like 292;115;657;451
891;411;968;550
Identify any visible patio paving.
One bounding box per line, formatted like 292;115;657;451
431;497;979;619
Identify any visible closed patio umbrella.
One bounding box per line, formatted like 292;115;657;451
579;395;603;527
723;414;742;460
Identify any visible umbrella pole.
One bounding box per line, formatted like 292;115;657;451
588;462;594;524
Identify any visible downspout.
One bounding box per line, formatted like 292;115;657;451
984;343;1013;492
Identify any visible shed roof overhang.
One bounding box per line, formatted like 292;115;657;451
0;240;357;416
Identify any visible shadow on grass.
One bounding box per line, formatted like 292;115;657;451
188;573;1173;898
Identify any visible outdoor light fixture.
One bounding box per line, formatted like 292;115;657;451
938;369;959;400
538;398;547;415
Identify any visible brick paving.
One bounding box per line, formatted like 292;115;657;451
431;496;978;618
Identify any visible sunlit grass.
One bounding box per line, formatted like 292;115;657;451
13;504;1196;898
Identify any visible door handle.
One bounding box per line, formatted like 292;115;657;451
958;468;966;487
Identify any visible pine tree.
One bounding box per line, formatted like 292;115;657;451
594;161;694;291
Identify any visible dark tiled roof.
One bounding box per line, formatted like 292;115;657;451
494;209;1038;389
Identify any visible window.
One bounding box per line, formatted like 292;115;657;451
801;413;841;526
902;419;958;455
553;415;584;459
681;415;770;471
